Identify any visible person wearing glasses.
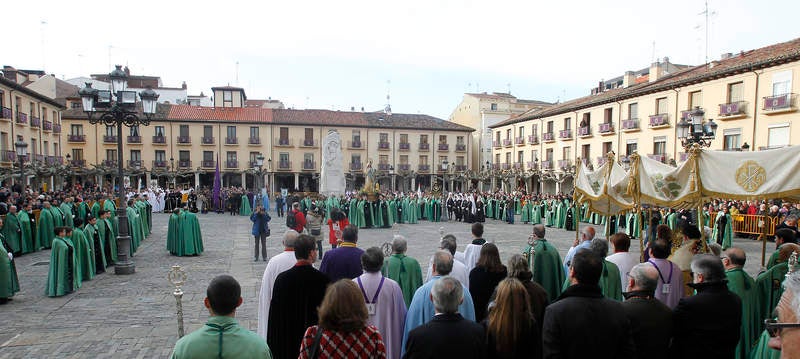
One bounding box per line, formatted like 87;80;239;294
762;269;800;356
671;254;741;357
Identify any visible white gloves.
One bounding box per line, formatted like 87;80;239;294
7;252;12;261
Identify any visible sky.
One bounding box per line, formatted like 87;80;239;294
3;0;799;119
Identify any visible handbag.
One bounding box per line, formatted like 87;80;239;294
311;228;321;236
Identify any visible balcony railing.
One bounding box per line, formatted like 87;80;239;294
500;163;510;170
541;160;553;170
527;161;537;169
599;122;614;134
648;154;666;163
42;120;53;131
513;162;523;170
16;112;27;124
102;160;118;167
301;139;317;147
46;156;62;165
30;116;40;128
418;164;430;172
399;142;410;150
53;124;61;133
348;140;362;149
680;110;692;122
226;160;238;168
0;107;11;120
438;143;449;151
622;118;639;130
378;163;391;171
128;160;143;168
152;135;166;144
558;159;572;169
455;165;467;171
558;129;572;139
528;135;539;145
419;143;429;150
248;137;261;145
201;160;216;168
201;136;215;145
678;152;690;162
456;144;466;152
225;137;238;145
177;136;191;144
492;140;501;148
515;137;525;145
763;93;796;113
597;156;607;167
542;132;555;142
152;160;167;168
276;138;293;147
2;151;15;162
577;126;591;137
350;162;363;171
68;134;85;142
278;161;292;170
378;141;390;150
127;135;141;143
302;161;316;170
718;101;746;117
103;135;118;143
178;160;192;168
503;139;512;147
70;159;86;167
648;114;669;127
33;154;44;163
397;164;410;171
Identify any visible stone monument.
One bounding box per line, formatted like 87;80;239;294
320;129;346;196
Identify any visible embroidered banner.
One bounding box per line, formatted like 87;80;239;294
697;145;800;200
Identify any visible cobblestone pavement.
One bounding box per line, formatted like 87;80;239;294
0;211;768;358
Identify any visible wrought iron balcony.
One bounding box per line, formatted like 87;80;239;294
350;162;363;171
201;136;215;145
492;140;501;148
418;164;430;172
438;143;449;151
43;120;52;131
152;160;167;168
70;159;86;167
152;135;166;144
177;136;191;144
278;161;292;170
378;141;390;150
248;137;261;145
0;107;11;119
558;159;572;169
302;161;316;170
513;162;523;170
541;160;553;170
528;135;539;145
419;142;429;150
763;93;795;112
103;160;118;167
542;132;555;142
349;140;362;149
456;144;466;152
399;142;410;151
559;129;572;139
201;160;216;168
225;137;238;145
52;124;61;133
16;112;27;124
225;160;238;168
68;134;86;142
378;163;391;171
103;135;118;143
397;164;410;171
178;160;192;168
301;139;317;147
622;118;639;130
33;154;44;163
526;161;538;169
648;154;667;163
718;101;746;118
515;137;525;145
455;165;467;171
127;135;142;144
503;139;512;147
30;116;40;128
128;160;143;168
2;151;15;162
46;156;62;165
599;122;614;134
597;156;607;167
276;138;292;147
648;114;669;128
577;126;591;137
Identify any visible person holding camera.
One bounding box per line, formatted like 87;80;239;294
251;205;272;262
306;206;325;257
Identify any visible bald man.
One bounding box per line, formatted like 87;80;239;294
622;263;673;357
723;247;758;359
563;226;595;274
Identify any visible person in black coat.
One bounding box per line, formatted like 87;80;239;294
404;276;486;359
622;263;673;359
469;243;508;322
671;254;741;358
542;249;635;358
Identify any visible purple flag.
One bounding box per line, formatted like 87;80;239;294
212;154;222;211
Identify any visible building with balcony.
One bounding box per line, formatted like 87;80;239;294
490;37;800;194
62;85;474;192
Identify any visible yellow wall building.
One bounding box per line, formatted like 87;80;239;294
490;37;800;194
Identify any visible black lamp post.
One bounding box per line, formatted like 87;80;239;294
677;106;718;148
14;135;27;192
441;160;449;192
78;65;159;275
255;153;265;192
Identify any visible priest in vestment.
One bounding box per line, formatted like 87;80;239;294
0;219;20;303
267;235;330;359
257;230;300;339
462;222;487;273
46;227;78;297
381;236;423;307
1;205;23;254
723;247;759;359
356;247;407;359
525;225;565;302
755;243;799;333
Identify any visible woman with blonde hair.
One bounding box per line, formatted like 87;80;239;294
506;254;549;329
299;279;386;358
485;278;541;359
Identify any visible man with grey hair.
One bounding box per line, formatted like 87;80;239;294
402;251;476;356
382;235;423;307
722;247;759;359
764;270;800;355
672;254;741;357
403;276;486;359
257;229;300;339
622;263;673;357
425;234;469;287
563;226;595;274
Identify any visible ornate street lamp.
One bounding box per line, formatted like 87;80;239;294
441;160;449;192
677;106;717;148
78;65;159;275
14;135;27;192
255;153;265;191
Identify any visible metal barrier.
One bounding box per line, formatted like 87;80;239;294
730;214;778;236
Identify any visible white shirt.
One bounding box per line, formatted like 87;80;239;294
425;254;469;288
257;250;297;339
463;242;484;273
606;252;640;290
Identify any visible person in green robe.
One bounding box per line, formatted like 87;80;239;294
59;197;75;229
173;208;204;256
766;228;795;269
381;236;423;307
749;329;781;359
98;210;118;264
171;275;272;359
723;247;759;359
17;206;35;254
37;201;59;250
70;218;93;282
665;209;678;231
521;198;531;224
239;194;252;216
524;225;566;302
91;198;102;220
755;243;799;333
133;197;150;237
486;197;494;219
514;197;522;215
592;238;623;300
0;219;20;303
167;209;182;255
46;227;79;297
75;198;89;225
1;205;23;254
126;200;143;255
83;215;106;273
355;198;368;228
387;196;397;225
545;201;555;227
103;197;119;237
712;206;734;250
406;198;419;224
348;197;359;225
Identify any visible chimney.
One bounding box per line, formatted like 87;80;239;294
598;80;604;93
649;61;663;82
181;81;187;89
720;53;733;60
350;106;355;111
622;71;635;88
361;106;364;112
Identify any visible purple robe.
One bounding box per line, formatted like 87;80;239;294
354;272;407;359
319;245;364;281
648;258;685;309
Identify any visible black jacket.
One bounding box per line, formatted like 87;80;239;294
404;313;486;359
671;281;741;358
622;291;673;359
542;283;634;358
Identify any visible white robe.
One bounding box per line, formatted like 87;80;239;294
353;272;407;359
462;243;483;273
257;250;297;339
425;254;469;288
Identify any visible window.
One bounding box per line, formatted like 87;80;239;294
505;153;511;164
227;126;236;138
689;91;702;109
31;139;37;156
223;91;232;102
517;151;524;163
603;108;613;123
420;155;429;165
179;151;190;161
602;141;613;155
53;143;58;156
562;147;571;161
768;124;790;149
490;103;498;111
279;153;289;162
439;135;447;144
155;150;166;162
43;141;48;155
30;102;35;116
305;128;313;141
203;151;214;161
420;134;428;144
352;154;362;165
129;125;140;136
626;140;638;157
42;108;47;121
546;121;554;133
653;136;667;155
249;152;259;165
304;153;314;165
517;127;524;138
531;150;538;161
456;156;464;166
656;97;668;114
154;126;165;137
399;155;407;164
180;125;189;137
772;71;792;95
130;150;141;162
506;129;512;140
495;154;501;164
728;82;744;102
379;133;388;142
250;126;259;138
494;132;500;143
279;127;289;139
531;124;538;136
581;144;590;161
581;113;591;127
106;125;116;136
71;102;82;109
71;124;83;135
545;149;553;162
456;136;464;145
204;125;213;138
106;149;117;160
400;134;408;143
352;130;360;142
72;149;83;160
563;117;571;130
227;151;237;162
380;155;389;165
723;128;741;150
628;103;638;119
